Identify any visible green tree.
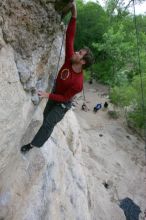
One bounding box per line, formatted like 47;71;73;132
110;74;146;130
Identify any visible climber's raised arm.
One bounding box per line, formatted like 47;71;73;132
65;2;77;62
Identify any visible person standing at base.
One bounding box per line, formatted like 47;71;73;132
21;1;94;153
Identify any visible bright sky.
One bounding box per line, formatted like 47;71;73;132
86;0;146;14
132;1;146;14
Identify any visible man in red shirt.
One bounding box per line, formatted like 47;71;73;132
21;1;94;153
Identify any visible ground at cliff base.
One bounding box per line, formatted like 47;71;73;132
74;80;146;219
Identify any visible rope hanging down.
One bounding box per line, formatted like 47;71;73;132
54;2;74;79
82;86;86;102
54;24;66;80
132;0;146;157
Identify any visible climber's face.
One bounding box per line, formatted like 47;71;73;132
71;49;87;65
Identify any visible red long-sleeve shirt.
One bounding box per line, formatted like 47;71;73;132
49;17;83;102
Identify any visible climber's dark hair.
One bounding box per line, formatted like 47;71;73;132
82;47;94;69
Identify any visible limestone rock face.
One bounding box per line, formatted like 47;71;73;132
0;0;65;172
0;111;91;220
0;0;65;103
0;1;69;217
1;1;93;219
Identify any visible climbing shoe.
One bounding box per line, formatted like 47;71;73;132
21;143;33;153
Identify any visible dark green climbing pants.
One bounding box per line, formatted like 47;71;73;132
31;100;71;147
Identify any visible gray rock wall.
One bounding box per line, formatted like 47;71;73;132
0;110;91;220
0;0;65;103
1;1;91;219
0;0;66;172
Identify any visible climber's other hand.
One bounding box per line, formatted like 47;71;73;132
38;91;49;98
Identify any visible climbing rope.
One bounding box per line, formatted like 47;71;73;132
132;0;146;158
82;86;86;102
54;22;66;80
54;1;74;80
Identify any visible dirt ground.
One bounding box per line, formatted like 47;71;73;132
73;81;146;219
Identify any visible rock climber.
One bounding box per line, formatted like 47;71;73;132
21;1;94;153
